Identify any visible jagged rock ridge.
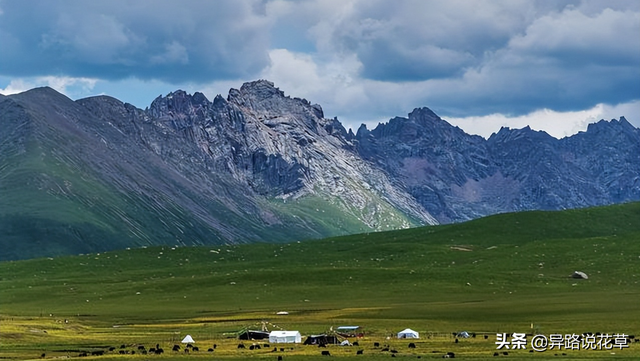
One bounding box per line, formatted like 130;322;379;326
355;109;640;222
1;80;638;260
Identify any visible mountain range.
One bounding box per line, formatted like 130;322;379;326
1;80;638;260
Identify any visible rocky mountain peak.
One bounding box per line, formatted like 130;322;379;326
227;80;323;120
408;107;441;122
366;107;467;144
240;79;285;100
146;90;211;130
488;125;554;144
585;117;639;139
2;81;638;260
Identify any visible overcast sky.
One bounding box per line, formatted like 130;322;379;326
1;0;638;138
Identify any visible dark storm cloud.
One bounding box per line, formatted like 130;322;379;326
318;0;540;81
423;4;640;116
305;0;639;117
1;0;638;131
320;0;639;83
0;0;271;82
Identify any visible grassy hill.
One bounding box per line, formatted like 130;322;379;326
1;202;639;360
1;89;421;263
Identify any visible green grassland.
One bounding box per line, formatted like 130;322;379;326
1;202;639;360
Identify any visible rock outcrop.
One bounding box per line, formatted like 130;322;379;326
1;79;638;260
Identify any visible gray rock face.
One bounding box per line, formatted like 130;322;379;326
135;80;436;228
1;80;638;260
355;108;640;222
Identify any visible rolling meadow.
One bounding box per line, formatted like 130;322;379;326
1;202;639;360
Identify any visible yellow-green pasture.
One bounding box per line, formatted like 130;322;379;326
1;203;639;360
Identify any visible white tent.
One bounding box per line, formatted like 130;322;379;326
181;334;195;343
269;330;302;343
397;328;419;339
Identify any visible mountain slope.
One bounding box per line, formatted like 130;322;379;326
1;80;638;261
0;82;434;260
355;108;640;222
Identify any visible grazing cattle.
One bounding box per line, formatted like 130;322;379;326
493;352;499;356
408;343;416;348
280;348;284;352
149;348;156;353
381;347;389;352
321;350;331;356
184;349;189;354
277;356;283;361
238;343;246;349
263;344;269;348
109;347;116;351
119;350;126;354
484;335;489;340
318;343;326;348
208;348;214;352
79;352;88;357
455;338;459;343
250;345;255;350
91;351;104;356
352;341;359;346
390;349;398;354
374;342;380;348
356;349;363;355
138;345;145;350
40;353;45;359
502;351;508;355
193;346;199;351
447;352;455;358
120;344;126;349
155;348;164;354
172;345;180;352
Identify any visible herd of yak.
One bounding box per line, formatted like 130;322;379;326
52;340;461;358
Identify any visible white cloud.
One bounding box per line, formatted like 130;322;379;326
0;76;97;97
445;101;640;139
0;79;33;95
258;48;368;117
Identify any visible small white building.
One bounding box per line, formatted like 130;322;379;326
397;328;419;339
269;330;302;343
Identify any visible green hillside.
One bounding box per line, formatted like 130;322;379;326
0;89;426;262
1;202;639;360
